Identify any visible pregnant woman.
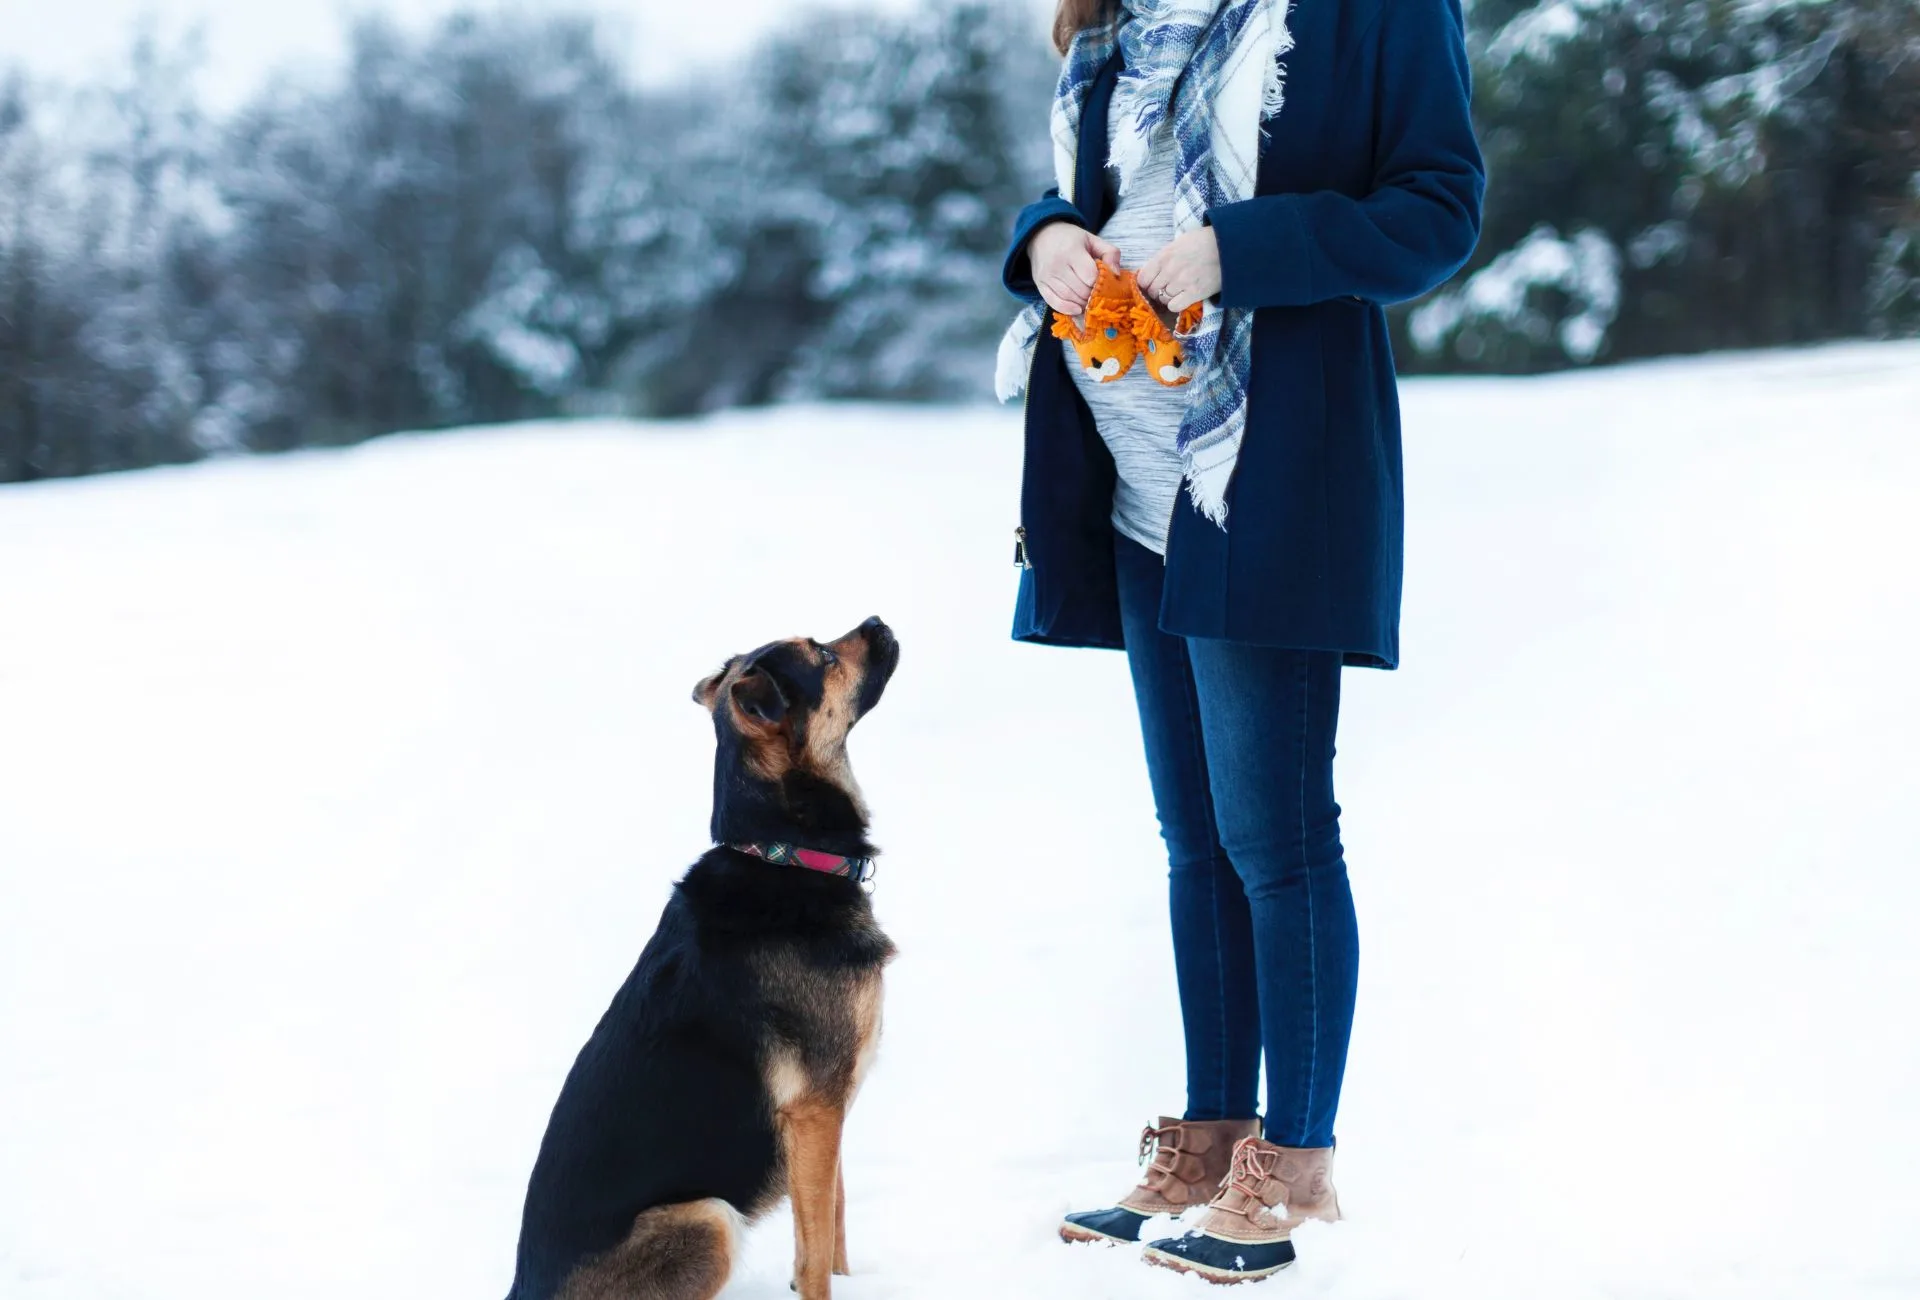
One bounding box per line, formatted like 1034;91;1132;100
996;0;1483;1283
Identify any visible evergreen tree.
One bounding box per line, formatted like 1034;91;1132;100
609;0;1055;412
0;33;215;482
759;0;1054;402
1405;0;1920;371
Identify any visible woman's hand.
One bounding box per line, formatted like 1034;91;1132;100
1030;222;1123;317
1138;228;1222;314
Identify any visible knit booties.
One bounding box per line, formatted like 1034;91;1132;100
1128;288;1205;388
1142;1136;1341;1284
1059;1116;1261;1245
1051;261;1140;382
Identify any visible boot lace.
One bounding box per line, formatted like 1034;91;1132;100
1133;1121;1194;1197
1138;1122;1178;1168
1218;1139;1281;1210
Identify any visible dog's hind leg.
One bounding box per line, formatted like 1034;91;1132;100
782;1101;845;1300
557;1198;739;1300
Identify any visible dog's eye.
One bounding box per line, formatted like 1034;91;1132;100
821;649;838;666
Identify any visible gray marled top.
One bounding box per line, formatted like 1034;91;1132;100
1067;109;1192;556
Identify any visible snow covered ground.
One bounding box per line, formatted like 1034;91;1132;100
3;342;1918;1300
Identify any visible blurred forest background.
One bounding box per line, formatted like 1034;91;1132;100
2;0;1916;482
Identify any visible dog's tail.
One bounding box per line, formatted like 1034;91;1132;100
566;1197;742;1300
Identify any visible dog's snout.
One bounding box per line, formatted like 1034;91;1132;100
849;617;898;718
858;617;899;667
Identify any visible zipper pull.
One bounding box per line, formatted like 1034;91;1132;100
1013;526;1033;570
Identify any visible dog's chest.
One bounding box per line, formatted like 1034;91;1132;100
849;968;885;1092
753;947;888;1110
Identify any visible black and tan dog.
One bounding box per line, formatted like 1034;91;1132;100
506;617;900;1300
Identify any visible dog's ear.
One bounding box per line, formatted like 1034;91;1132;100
729;667;790;727
692;664;731;709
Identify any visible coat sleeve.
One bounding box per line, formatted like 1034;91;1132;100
1002;189;1088;304
1206;0;1485;309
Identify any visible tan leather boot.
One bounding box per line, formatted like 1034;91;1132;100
1142;1136;1341;1282
1059;1116;1261;1244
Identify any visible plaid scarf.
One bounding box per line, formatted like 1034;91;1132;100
995;0;1292;528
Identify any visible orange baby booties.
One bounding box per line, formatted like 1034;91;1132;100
1131;295;1205;388
1052;264;1206;388
1052;262;1139;382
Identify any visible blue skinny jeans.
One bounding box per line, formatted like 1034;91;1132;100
1114;531;1359;1149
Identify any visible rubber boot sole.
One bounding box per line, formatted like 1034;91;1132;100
1059;1204;1165;1246
1059;1218;1135;1245
1141;1240;1297;1284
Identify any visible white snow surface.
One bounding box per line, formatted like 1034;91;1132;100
3;342;1919;1300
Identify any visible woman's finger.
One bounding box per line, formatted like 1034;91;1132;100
1042;276;1088;315
1137;257;1164;300
1087;234;1124;271
1153;268;1184;310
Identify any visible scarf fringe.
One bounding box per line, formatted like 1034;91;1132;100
995;309;1041;402
1107;86;1162;197
1183;424;1242;525
1260;0;1294;120
1260;53;1288;120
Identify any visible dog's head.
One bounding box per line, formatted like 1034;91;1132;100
693;617;900;850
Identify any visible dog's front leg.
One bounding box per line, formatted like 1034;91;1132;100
833;1157;849;1275
783;1100;845;1300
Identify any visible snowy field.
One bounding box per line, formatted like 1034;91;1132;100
3;342;1918;1300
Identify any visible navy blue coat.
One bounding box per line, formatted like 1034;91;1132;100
1001;0;1484;668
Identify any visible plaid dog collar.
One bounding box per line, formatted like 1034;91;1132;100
731;841;876;885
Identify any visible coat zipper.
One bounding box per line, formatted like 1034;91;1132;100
1014;377;1035;571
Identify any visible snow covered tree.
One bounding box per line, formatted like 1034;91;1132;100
756;0;1054;402
0;72;78;482
211;12;631;448
455;82;772;418
75;27;218;469
1405;0;1920;371
0;32;216;483
605;0;1055;412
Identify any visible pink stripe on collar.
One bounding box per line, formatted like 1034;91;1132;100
730;841;877;884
